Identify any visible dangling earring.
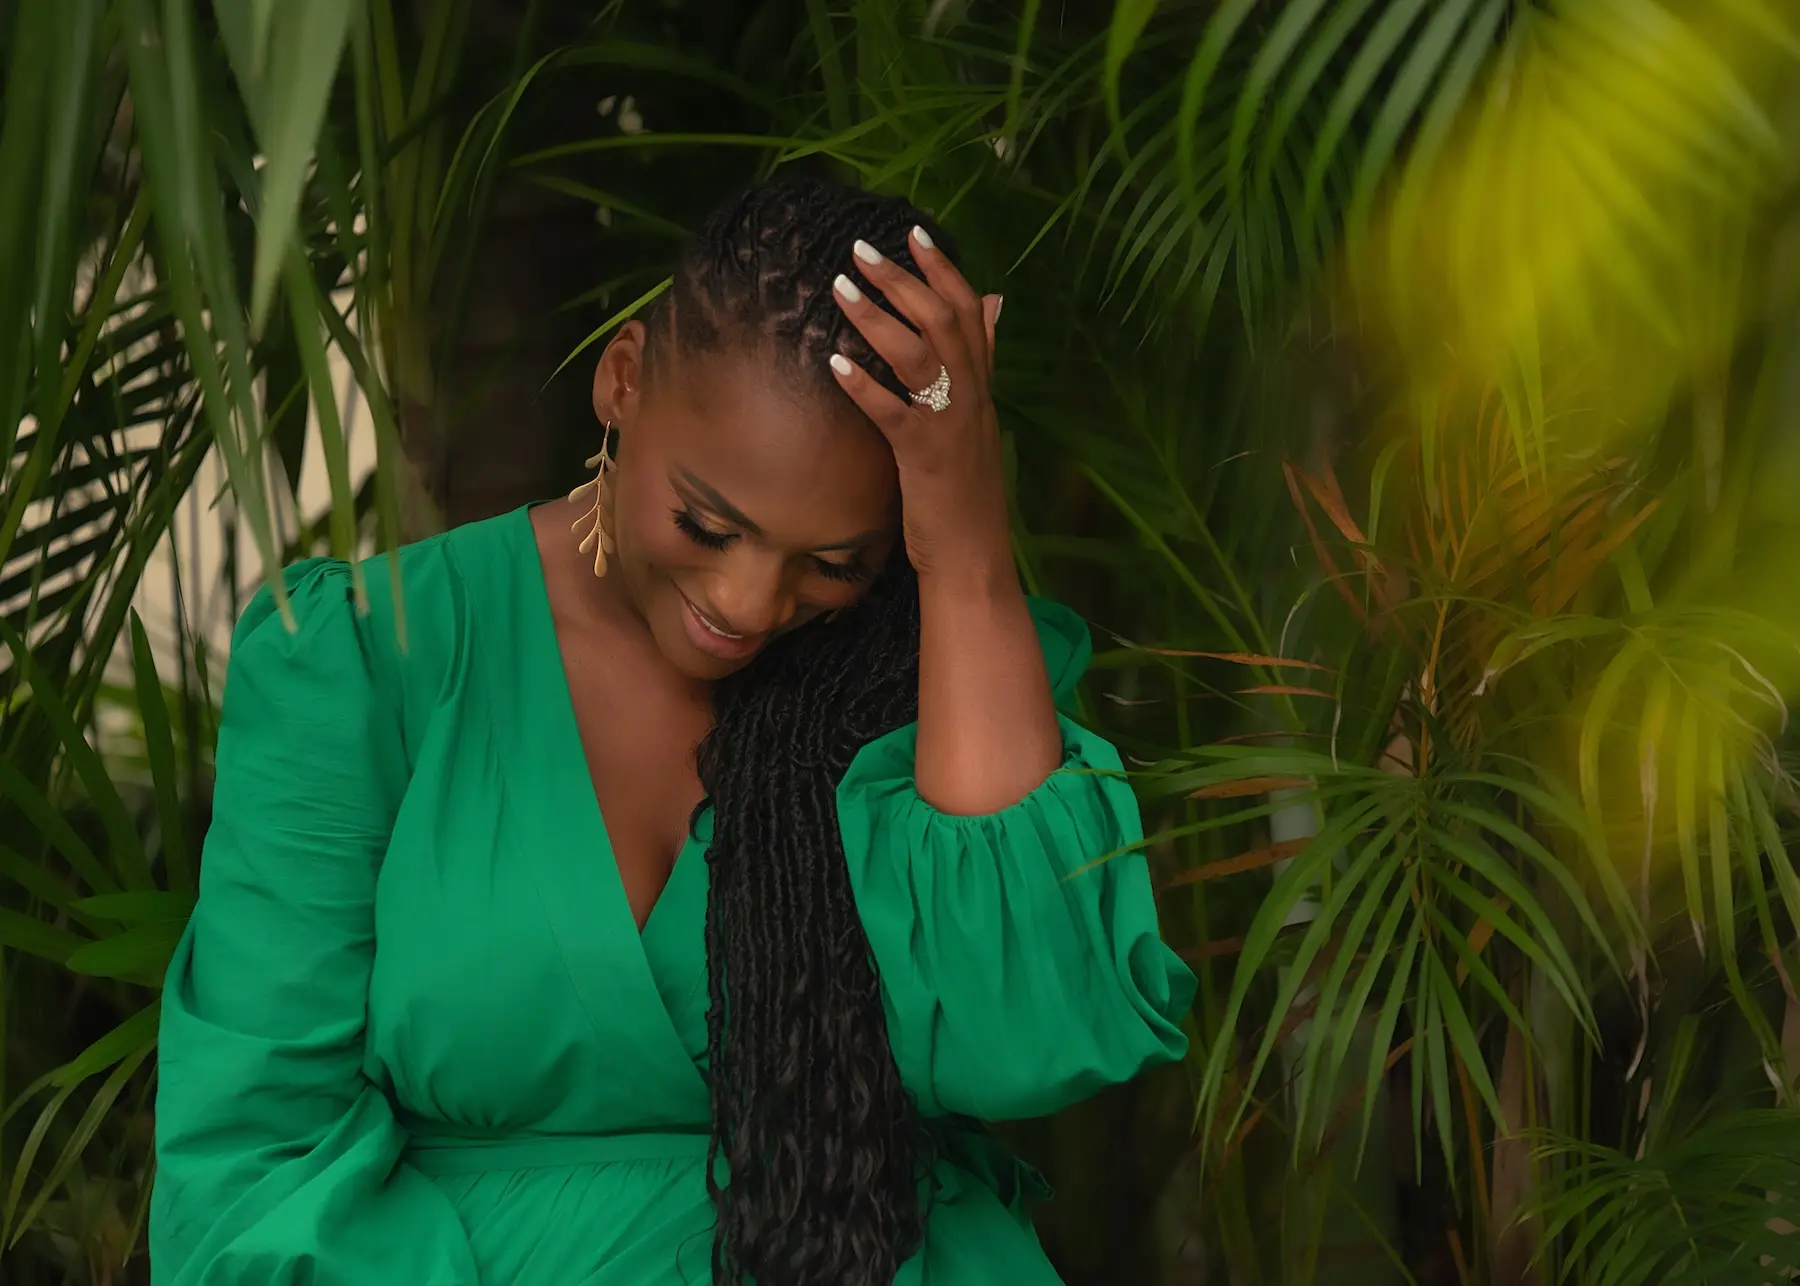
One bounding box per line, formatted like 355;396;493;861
569;422;616;577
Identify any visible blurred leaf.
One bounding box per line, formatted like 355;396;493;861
0;619;150;891
0;910;82;966
129;611;193;892
218;0;359;332
64;920;184;986
69;890;194;926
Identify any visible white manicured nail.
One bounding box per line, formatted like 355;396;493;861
912;225;935;250
853;239;882;265
833;273;863;303
829;354;854;376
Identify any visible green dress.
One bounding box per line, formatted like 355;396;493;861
150;506;1195;1286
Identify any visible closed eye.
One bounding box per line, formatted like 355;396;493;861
812;557;868;584
677;505;869;581
672;507;735;551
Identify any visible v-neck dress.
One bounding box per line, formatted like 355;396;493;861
149;507;1195;1286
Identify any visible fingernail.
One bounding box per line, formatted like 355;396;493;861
994;295;1004;322
833;273;863;303
829;353;854;376
853;239;882;265
912;225;935;251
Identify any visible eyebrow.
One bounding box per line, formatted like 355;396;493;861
676;468;762;536
674;467;885;553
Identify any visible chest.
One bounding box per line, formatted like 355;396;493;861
561;638;712;928
367;672;714;1133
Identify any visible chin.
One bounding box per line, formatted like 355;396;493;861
662;632;761;681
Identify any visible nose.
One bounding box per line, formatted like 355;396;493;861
704;552;796;638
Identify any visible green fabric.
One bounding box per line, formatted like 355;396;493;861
150;506;1195;1286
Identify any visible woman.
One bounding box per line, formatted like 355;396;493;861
150;175;1195;1286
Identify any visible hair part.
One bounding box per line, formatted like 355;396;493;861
673;175;959;1285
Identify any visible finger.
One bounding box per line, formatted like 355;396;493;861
833;272;942;391
851;238;974;376
827;351;911;440
982;294;1001;377
906;225;988;360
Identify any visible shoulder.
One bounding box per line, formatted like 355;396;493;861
228;508;532;710
1024;596;1094;709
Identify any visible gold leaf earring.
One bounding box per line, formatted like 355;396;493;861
569;422;616;577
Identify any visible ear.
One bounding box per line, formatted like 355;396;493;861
593;321;648;426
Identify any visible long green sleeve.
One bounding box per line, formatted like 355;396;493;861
151;560;477;1286
836;599;1196;1123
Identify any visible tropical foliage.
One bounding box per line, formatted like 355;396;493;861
3;1;1799;1283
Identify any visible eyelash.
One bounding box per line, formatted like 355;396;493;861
671;507;868;584
672;507;733;551
812;558;867;585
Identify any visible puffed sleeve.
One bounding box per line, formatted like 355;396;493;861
837;598;1196;1123
150;560;477;1286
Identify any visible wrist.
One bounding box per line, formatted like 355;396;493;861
914;542;1020;603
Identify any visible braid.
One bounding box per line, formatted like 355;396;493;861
673;176;954;1285
646;175;948;402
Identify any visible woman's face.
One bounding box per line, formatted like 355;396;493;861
593;323;901;681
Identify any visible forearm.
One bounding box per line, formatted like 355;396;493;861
912;554;1064;815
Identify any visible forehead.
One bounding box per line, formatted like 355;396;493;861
648;348;898;538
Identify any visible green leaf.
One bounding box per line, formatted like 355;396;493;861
0;1076;77;1242
69;890;194;925
1427;946;1504;1124
63;919;185;986
1223;0;1329;208
29;0;107;445
0;617;149;890
0;0;56;469
224;0;359;333
1299;0;1429;236
1294;816;1409;1140
1252;0;1379;259
1103;0;1160;132
1428;827;1595;1035
1174;0;1257;201
1672;689;1705;953
1199;793;1391;1145
0;842;83;912
119;0;290;629
280;250;364;594
1003;0;1042;146
547;277;672;386
130;610;193;892
6;1044;152;1245
0;1001;159;1248
52;1001;160;1091
1347;0;1480;224
1354;908;1420;1173
0;759;114;897
806;0;851;133
0;908;83;964
1322;849;1416;1141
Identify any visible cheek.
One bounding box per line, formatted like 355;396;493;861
616;482;695;574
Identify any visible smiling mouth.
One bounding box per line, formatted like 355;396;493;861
689;602;743;640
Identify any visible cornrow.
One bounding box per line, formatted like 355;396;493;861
674;175;955;1285
646;175;951;402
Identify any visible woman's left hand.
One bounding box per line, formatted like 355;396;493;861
828;228;1008;587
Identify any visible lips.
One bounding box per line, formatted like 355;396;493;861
679;593;765;663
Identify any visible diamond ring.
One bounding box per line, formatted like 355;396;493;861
909;365;951;413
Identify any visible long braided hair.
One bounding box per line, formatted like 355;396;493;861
645;176;956;1284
